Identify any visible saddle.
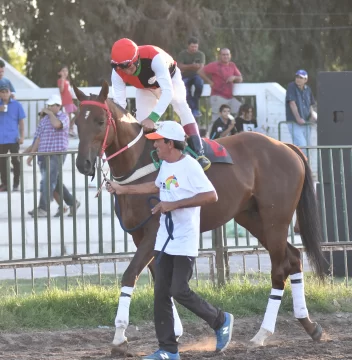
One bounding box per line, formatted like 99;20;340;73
190;138;233;165
151;138;233;170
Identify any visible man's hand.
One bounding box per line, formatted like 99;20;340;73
152;201;176;215
296;118;306;125
0;105;6;112
226;75;237;83
40;108;53;116
106;181;125;195
18;137;24;145
141;118;155;132
27;156;33;167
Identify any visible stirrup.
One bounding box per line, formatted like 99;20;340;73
197;155;211;171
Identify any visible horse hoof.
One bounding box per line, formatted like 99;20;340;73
111;341;133;357
249;327;272;347
310;322;323;342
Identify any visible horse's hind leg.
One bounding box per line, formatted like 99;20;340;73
287;243;323;341
234;210;287;346
249;223;292;347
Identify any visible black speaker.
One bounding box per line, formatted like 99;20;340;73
317;72;352;277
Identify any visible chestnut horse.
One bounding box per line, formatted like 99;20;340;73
73;82;325;353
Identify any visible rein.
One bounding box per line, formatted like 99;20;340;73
80;100;116;158
114;193;174;263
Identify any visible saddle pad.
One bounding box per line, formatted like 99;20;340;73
201;138;233;164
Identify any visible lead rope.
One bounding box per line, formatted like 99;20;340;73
113;193;173;263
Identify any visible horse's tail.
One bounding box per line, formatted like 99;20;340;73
285;143;326;280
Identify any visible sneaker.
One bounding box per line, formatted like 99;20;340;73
142;349;180;360
68;200;81;217
30;208;48;218
12;185;19;192
54;206;69;217
215;312;234;352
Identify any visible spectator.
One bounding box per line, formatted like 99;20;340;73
235;104;258;133
28;94;80;217
285;69;317;155
0;81;25;192
198;48;243;125
209;104;237;139
177;37;205;119
57;65;77;137
0;59;16;98
24;121;69;217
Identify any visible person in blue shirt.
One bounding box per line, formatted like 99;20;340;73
0;81;25;192
285;70;317;156
0;59;16;98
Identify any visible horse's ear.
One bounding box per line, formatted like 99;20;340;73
73;84;88;102
97;80;109;102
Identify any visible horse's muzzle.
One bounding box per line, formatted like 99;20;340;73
76;157;95;176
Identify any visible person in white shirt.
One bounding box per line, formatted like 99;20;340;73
106;121;234;360
110;38;210;171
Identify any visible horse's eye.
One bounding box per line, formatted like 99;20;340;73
97;118;105;125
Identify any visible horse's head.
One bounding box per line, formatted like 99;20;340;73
73;81;116;176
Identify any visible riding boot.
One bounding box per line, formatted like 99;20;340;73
183;123;211;171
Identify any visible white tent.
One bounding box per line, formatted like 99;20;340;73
0;57;39;90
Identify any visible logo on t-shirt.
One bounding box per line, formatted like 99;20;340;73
161;175;179;190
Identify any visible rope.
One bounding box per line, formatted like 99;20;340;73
113;194;174;264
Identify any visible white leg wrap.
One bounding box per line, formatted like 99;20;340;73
261;288;284;334
171;298;183;337
290;273;308;319
112;286;134;346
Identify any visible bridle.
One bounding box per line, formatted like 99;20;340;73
79;99;144;196
80;100;116;158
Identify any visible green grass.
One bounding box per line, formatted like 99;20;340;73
0;274;351;331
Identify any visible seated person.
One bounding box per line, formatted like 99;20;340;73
209;104;237;140
235;104;258;133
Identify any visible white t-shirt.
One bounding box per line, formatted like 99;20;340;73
154;155;215;257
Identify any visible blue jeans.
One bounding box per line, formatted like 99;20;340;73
182;74;204;113
287;122;311;156
39;154;74;211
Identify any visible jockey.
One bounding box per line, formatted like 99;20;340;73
110;38;211;171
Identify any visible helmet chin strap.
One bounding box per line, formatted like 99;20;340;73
132;57;141;76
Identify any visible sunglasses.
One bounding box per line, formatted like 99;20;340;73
111;61;133;70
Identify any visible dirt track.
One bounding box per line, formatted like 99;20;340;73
0;313;351;359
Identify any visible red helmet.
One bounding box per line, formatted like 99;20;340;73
111;38;139;69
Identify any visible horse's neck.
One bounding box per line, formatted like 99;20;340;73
105;114;152;178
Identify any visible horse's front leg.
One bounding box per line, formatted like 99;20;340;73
111;226;183;354
112;229;155;351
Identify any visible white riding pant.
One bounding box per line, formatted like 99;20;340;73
135;68;195;126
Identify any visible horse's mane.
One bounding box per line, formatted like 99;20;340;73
87;93;138;124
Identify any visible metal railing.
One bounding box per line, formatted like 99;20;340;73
0;145;352;279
